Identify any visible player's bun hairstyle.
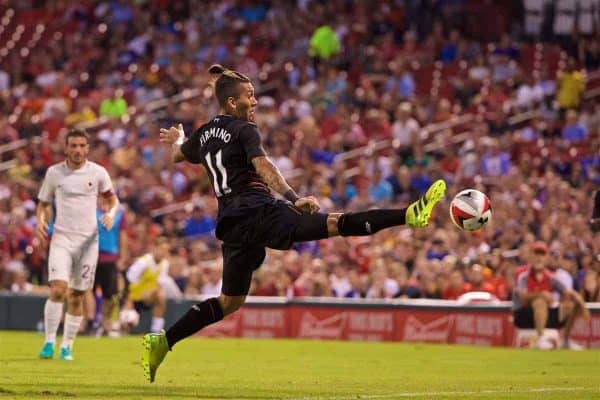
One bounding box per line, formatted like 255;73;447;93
65;128;89;144
208;64;251;108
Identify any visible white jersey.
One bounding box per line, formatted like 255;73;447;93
38;160;113;236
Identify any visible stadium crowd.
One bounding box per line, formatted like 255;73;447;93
1;0;599;306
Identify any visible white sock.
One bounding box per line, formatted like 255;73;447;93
61;313;83;350
150;317;165;333
44;299;63;344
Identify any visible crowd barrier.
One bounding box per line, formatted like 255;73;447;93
2;294;599;347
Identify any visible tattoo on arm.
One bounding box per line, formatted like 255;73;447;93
172;144;185;163
252;156;298;198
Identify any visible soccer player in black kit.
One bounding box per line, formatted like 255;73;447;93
142;64;447;382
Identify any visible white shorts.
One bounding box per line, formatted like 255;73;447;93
48;232;99;291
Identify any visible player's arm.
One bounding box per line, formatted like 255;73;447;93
159;124;187;163
252;156;299;201
36;168;55;243
35;200;53;243
241;124;320;213
252;156;320;213
98;166;120;230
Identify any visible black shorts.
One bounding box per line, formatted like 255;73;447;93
94;261;118;299
216;199;329;296
513;307;566;329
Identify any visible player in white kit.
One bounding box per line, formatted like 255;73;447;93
36;129;119;360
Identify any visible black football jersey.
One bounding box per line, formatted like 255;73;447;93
180;115;273;218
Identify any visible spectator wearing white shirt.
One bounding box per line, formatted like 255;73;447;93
271;144;294;174
391;102;419;156
0;68;9;90
515;76;544;110
200;262;223;296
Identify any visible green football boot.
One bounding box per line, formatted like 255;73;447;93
142;330;169;383
406;179;447;228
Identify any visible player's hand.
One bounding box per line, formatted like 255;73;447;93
295;196;320;214
159;123;184;145
100;213;115;230
35;220;49;243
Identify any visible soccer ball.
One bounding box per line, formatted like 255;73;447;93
449;189;492;231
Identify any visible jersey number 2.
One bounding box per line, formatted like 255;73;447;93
205;150;231;197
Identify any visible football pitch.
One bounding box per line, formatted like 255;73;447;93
1;331;599;399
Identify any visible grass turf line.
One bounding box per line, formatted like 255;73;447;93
1;331;599;399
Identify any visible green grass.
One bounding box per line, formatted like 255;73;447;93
1;331;599;399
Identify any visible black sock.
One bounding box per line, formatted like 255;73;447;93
165;297;224;349
594;191;600;219
337;209;406;236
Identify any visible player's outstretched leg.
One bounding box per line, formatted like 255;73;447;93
142;330;169;383
405;179;446;228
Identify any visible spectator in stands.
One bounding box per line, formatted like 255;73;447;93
513;242;590;349
2;0;600;314
10;270;33;294
183;205;216;239
384;61;415;100
391;102;419;157
443;269;471;300
561;110;588;143
200;262;222;296
480;139;512;177
468;264;497;295
557;58;585;111
308;23;340;67
100;88;128;119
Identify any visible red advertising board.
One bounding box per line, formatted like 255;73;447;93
192;299;600;348
289;306;346;340
197;306;289;338
450;311;509;346
396;310;452;343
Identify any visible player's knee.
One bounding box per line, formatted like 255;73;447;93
218;295;245;316
531;297;547;310
327;213;342;237
67;289;85;304
155;288;166;304
49;282;67;301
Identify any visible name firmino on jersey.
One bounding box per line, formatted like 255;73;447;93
200;127;232;146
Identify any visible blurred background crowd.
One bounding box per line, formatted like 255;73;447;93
1;0;600;304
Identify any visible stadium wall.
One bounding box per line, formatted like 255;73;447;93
2;294;599;347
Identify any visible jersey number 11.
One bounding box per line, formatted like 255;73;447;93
205;150;231;197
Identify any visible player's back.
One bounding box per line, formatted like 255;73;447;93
181;115;272;218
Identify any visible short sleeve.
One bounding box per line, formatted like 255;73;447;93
38;168;56;203
180;129;203;164
516;273;528;292
239;124;266;163
98;166;114;194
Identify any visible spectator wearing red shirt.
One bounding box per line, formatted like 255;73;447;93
443;269;472;300
468;264;496;295
513;242;590;349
